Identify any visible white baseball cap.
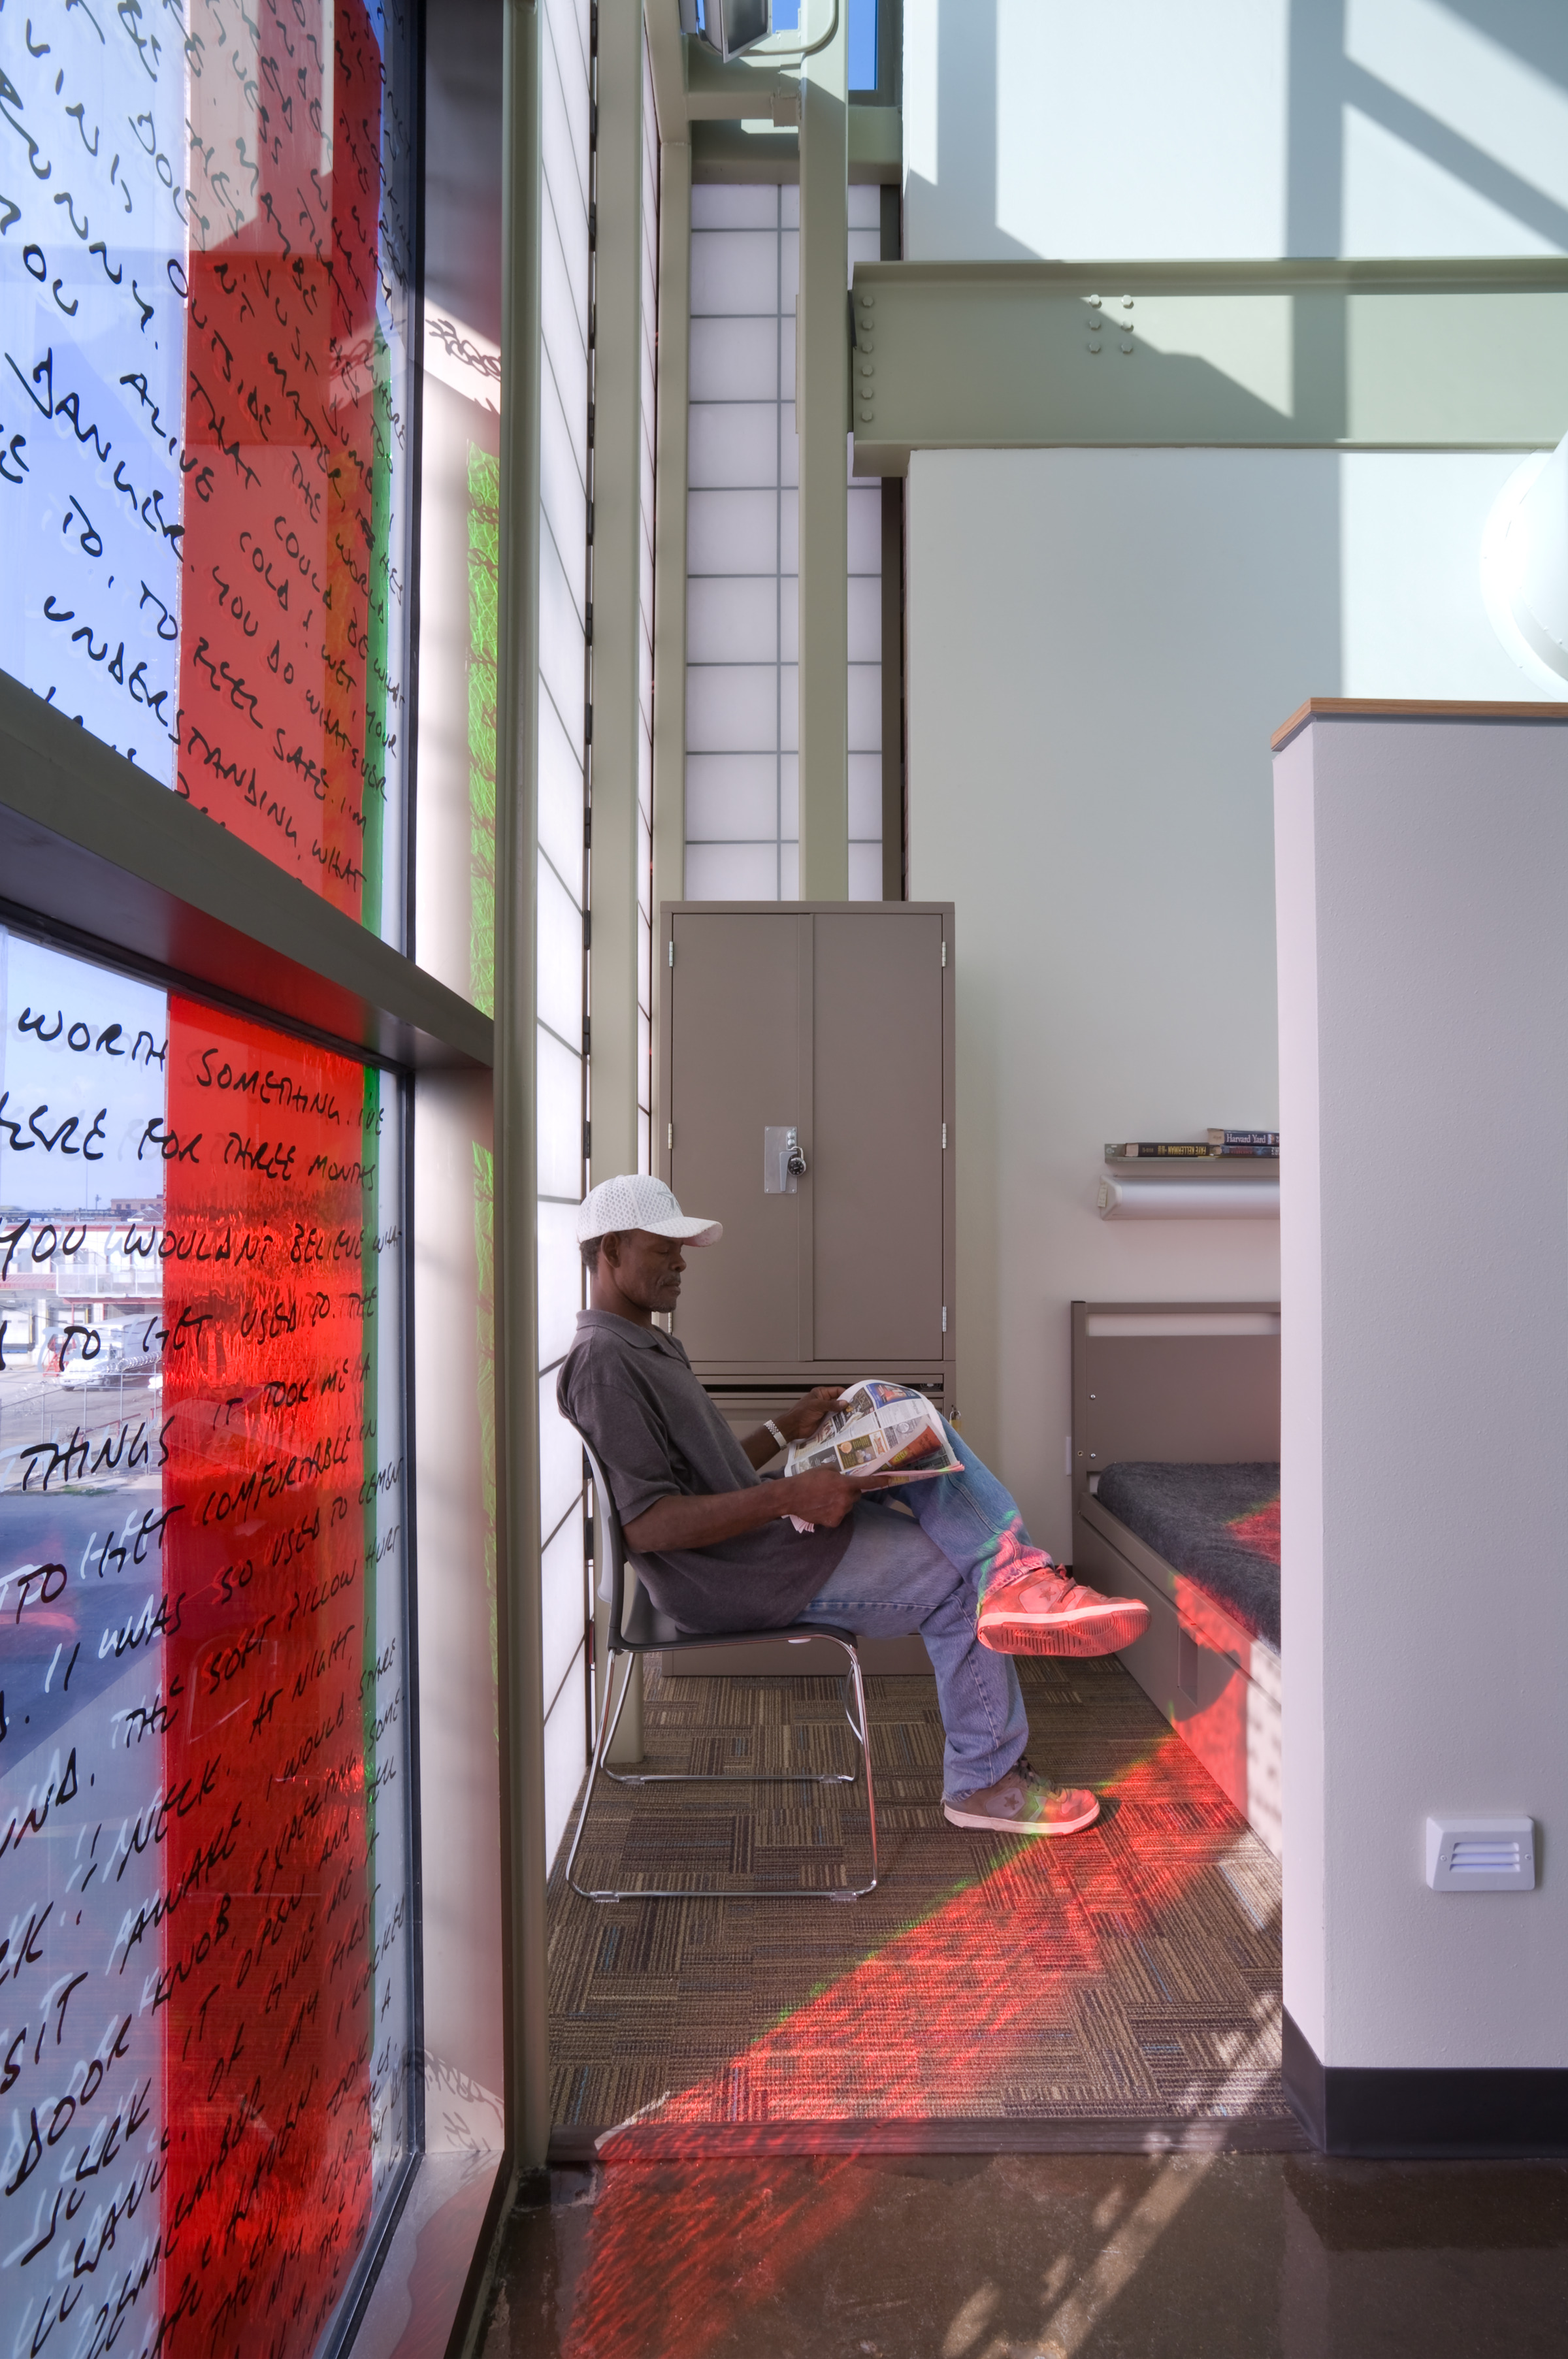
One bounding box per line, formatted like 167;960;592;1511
575;1173;723;1247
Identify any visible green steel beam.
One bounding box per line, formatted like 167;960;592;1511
848;258;1568;476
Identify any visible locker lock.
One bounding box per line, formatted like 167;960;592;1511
764;1126;807;1194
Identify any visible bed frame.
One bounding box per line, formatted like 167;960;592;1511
1071;1301;1282;1856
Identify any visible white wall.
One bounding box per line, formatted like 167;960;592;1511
1277;713;1568;2068
907;447;1564;1561
905;0;1568;265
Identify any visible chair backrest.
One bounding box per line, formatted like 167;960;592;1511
571;1422;642;1654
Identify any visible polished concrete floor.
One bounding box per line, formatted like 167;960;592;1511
480;2151;1568;2359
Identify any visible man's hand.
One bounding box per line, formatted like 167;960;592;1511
774;1467;888;1528
781;1385;847;1444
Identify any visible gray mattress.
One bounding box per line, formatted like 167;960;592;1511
1092;1462;1281;1652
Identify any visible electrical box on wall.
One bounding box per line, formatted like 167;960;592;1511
1425;1816;1537;1892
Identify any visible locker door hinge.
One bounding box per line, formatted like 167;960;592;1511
583;910;592;949
667;1122;674;1150
584;700;593;745
583;1120;592;1161
941;1306;947;1333
582;1017;591;1055
941;1122;947;1150
585;1515;595;1563
941;940;947;968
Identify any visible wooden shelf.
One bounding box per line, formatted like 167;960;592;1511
1103;1156;1279;1176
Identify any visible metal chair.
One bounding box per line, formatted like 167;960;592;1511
561;1425;879;1902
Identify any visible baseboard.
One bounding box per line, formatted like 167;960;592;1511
547;2114;1309;2162
1283;2010;1568;2156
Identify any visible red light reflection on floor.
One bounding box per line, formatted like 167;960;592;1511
566;1735;1256;2359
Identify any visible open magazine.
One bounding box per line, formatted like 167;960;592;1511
785;1381;962;1484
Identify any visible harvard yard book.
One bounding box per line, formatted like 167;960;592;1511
1208;1129;1279;1149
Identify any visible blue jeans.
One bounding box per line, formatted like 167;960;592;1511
802;1420;1050;1802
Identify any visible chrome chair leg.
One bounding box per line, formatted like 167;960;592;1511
564;1638;880;1904
563;1646;635;1902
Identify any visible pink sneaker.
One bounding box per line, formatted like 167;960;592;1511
977;1565;1150;1657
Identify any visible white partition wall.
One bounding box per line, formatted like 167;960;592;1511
1275;703;1568;2152
537;0;593;1862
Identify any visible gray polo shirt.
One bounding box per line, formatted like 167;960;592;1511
557;1309;854;1635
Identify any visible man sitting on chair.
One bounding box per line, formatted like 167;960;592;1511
559;1175;1150;1838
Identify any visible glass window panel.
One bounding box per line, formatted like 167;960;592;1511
781;184;800;231
691;231;781;316
540;1502;586;1717
538;521;587;743
688;404;780;491
779;665;799;754
779;229;800;311
849;840;885;900
780;753;800;838
0;4;417;941
688;578;779;665
0;925;412;2351
540;692;588;897
847;486;883;572
780;841;800;899
538;1197;583;1371
686;666;781;754
542;1650;588;1863
687;490;779;576
780;489;799;575
536;1028;584;1200
848;229;883;268
848;662;883;753
538;857;585;1049
540;116;589;350
539;1370;584;1542
847;183;883;229
540;370;588;593
686;755;780;841
781;579;799;665
685;842;779;900
692;185;778;230
849;572;883;662
689;317;779;403
849;751;884;838
779;309;796;399
779;404;800;489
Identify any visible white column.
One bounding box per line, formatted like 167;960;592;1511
1275;706;1568;2104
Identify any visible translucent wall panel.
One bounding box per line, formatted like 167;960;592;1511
0;3;416;942
0;927;412;2354
537;0;590;1859
685;184;883;900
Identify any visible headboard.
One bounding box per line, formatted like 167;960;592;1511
1070;1301;1281;1509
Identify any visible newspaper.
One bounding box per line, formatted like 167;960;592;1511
785;1380;962;1485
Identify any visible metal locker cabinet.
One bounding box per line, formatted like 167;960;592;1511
659;901;956;1403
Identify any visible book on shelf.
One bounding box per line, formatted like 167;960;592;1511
1207;1130;1279;1148
1213;1144;1279;1158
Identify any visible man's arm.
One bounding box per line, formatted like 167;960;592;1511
623;1465;880;1555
